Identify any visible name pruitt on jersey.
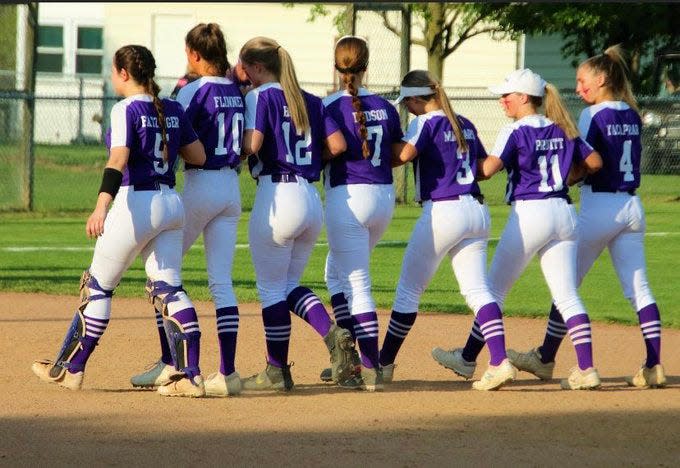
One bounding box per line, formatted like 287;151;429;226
535;138;565;151
140;115;180;129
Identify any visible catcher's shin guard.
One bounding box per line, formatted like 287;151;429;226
147;280;200;382
41;271;113;380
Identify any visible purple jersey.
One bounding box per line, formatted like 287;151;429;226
175;76;244;170
321;88;403;188
491;115;593;203
244;83;339;182
579;101;641;192
106;94;198;188
403;110;486;202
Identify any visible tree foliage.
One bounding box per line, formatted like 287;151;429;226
475;3;680;93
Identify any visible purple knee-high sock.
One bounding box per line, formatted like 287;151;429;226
287;286;332;338
331;293;355;341
637;303;662;368
68;313;110;373
168;308;201;379
262;301;291;368
154;307;173;365
353;311;380;369
476;303;507;366
216;306;239;376
566;313;593;370
461;319;485;362
379;310;417;366
537;303;567;364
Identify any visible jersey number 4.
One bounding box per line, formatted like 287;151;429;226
620;139;634;182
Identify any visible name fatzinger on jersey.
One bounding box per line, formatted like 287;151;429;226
214;95;243;109
140;115;180;129
353;108;389;123
606;123;639;136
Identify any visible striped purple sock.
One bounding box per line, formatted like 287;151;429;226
216;306;239;376
462;319;485;362
169;307;201;379
68;313;110;373
637;303;661;368
154;307;173;365
566;314;593;370
379;311;417;366
353;311;380;369
262;301;291;368
287;286;332;338
331;293;355;341
538;304;567;363
476;303;507;366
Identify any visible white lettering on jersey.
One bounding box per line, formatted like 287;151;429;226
535;138;564;151
283;105;290;118
444;128;475;142
213;95;244;108
606;124;640;136
140;115;180;129
352;109;389;123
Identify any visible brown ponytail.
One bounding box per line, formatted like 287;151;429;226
114;45;168;161
581;44;639;112
335;36;370;158
240;37;309;134
401;69;469;154
185;22;231;77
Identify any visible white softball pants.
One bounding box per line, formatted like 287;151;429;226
182;167;241;309
249;176;323;308
87;185;194;318
392;196;496;314
324;184;394;315
489;198;586;321
576;185;655;310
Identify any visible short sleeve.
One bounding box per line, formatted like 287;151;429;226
109;102;133;148
178;107;198;147
573;136;594;163
491;124;517;165
322;104;340;138
244;89;266;132
578;108;599;146
472;126;488;159
403;116;429;154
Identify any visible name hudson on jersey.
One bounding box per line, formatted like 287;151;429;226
353;109;389;123
140;115;180;129
607;124;639;136
214;96;243;108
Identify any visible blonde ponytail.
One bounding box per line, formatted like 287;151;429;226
544;83;579;140
278;47;309;134
582;44;639;112
435;84;468;154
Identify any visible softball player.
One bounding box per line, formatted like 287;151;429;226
316;36;405;391
130;23;245;397
32;45;208;397
508;47;666;388
440;69;605;390
384;70;515;391
237;37;349;391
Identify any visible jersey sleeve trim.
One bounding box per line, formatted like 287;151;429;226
403;115;427;146
244;88;260;130
109;101;129;148
175;79;202;110
490;124;515;157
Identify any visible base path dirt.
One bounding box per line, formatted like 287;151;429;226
1;292;678;466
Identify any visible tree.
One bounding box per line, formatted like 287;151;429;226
475;3;680;93
288;3;514;80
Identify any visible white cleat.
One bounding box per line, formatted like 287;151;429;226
130;359;182;388
472;359;516;391
157;375;206;398
431;347;476;380
625;364;667;389
560;367;601;390
204;371;242;397
32;360;83;391
507;348;555;380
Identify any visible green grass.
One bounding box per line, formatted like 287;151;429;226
1;144;680;328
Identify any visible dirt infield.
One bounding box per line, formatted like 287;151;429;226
1;292;678;466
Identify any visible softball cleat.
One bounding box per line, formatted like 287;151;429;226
381;363;396;383
157;374;205;398
242;363;294;392
625;364;667;388
204;371;242;397
507;348;555;380
130;359;181;388
472;359;516;391
560;367;601;390
431;347;476;380
32;360;84;391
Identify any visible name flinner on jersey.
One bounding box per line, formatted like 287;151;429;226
213;95;243;108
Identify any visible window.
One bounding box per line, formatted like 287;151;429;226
36;25;63;73
76;26;103;74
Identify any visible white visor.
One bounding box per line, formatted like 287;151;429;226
393;86;435;104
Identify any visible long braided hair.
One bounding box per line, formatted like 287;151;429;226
334;36;370;158
114;45;168;161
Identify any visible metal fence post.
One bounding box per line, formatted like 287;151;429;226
21;2;37;211
76;76;84;143
396;4;411;204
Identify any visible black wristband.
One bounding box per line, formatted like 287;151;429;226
99;168;123;197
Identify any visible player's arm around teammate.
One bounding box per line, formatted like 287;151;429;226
236;37;348;392
32;45;209;397
511;46;667;389
382;70;516;391
315;36;405;391
129;23;246;397
450;69;606;390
